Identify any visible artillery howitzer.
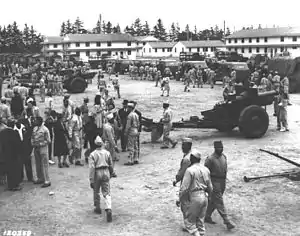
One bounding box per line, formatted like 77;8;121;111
142;84;278;141
243;149;300;182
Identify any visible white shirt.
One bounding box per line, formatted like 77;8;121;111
14;124;25;141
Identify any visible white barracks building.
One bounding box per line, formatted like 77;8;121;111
43;33;140;61
225;27;300;58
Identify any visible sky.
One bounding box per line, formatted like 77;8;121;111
1;0;299;36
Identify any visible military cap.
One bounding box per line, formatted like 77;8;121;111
122;99;129;105
127;103;134;108
190;149;201;160
275;71;278;74
96;91;101;96
214;141;223;148
182;138;192;143
27;98;34;104
163;102;169;106
94;136;104;146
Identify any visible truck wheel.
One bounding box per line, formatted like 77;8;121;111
69;77;86;93
238;105;269;138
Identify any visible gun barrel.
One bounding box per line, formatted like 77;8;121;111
259;149;300;168
257;90;278;97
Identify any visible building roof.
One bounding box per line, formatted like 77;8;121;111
226;27;300;39
65;33;136;43
147;42;177;48
134;36;159;41
179;40;225;48
43;36;64;44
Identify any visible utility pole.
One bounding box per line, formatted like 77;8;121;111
223;20;226;40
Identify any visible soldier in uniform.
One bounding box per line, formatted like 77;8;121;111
271;71;281;116
161;77;170;97
133;65;139;80
267;71;273;91
278;92;289;132
0;97;11;124
112;74;121;99
149;65;153;81
145;64;150;80
89;136;114;222
118;100;130;152
130;101;142;161
204;141;235;230
4;85;14;105
179;149;213;236
102;113;119;174
208;69;216;89
173;138;193;231
259;74;269;92
230;69;236;84
31;116;51;188
124;102;139;165
196;67;203;88
68;108;84;166
223;81;235;101
155;70;162;87
281;75;291;105
139;64;145;80
188;67;197;88
160;102;177;149
39;73;46;102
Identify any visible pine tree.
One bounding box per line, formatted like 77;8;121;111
106;21;112;34
142;21;150;36
23;24;30;47
113;24;121;33
60;22;66;36
153;19;167;41
65;20;73;34
93;20;101;34
169;22;177;41
102;21;107;34
133;18;143;36
74;17;84;33
124;25;135;35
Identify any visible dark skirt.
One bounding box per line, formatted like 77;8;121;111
53;122;69;156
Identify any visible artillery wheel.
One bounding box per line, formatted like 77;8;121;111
69;77;86;93
238;105;269;138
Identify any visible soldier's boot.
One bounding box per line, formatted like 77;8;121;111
204;217;216;224
226;222;235;230
106;209;112;222
94;208;102;214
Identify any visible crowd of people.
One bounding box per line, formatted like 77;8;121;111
0;58;293;234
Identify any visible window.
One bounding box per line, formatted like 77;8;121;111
293;36;297;42
280;37;284;42
162;48;165;52
54;52;58;56
76;42;80;47
197;47;200;52
241;48;244;53
143;42;146;46
264;47;268;53
76;51;80;56
149;48;151;53
264;37;268;42
53;44;58;48
189;48;191;52
175;48;177;53
67;43;70;47
115;52;118;56
86;51;90;56
234;39;237;43
127;42;131;46
204;47;208;52
249;47;252;53
128;50;131;55
97;51;101;56
281;47;284;52
211;47;215;52
241;38;244;43
235;48;238;52
275;48;278;53
107;41;112;47
292;46;297;49
182;47;184;52
96;42;101;47
228;39;231;44
143;48;145;53
256;38;260;43
249;38;252;43
256;47;260;53
85;42;90;47
155;48;157;53
137;42;139;46
228;48;231;51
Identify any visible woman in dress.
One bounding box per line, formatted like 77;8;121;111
53;113;70;168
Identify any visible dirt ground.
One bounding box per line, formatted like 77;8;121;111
0;75;300;236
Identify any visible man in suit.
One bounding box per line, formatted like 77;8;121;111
118;99;130;152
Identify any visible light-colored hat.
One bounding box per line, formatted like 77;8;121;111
96;91;101;96
94;136;104;146
127;103;134;108
27;98;34;104
1;97;6;102
106;113;114;120
190;149;201;160
182;138;192;143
